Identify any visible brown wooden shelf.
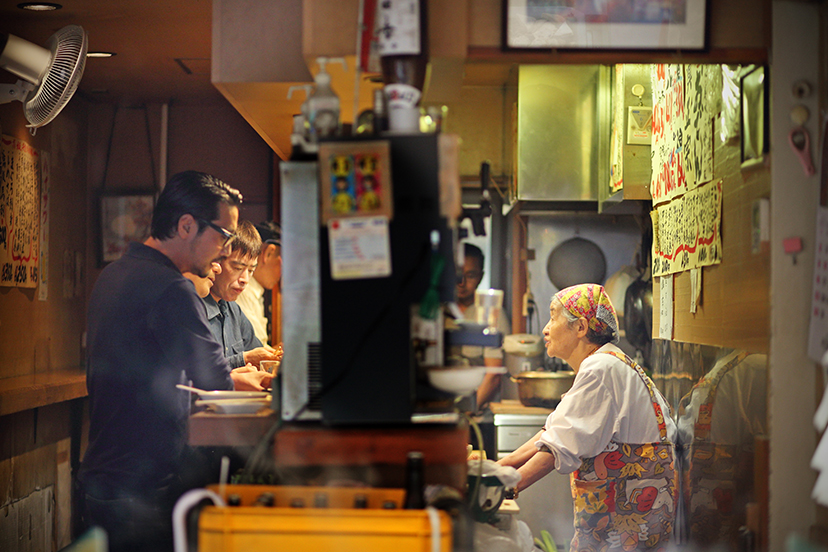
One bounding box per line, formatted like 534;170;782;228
0;368;87;417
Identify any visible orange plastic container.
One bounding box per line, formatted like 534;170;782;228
197;485;453;552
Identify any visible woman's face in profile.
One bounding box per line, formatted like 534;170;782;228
543;299;579;360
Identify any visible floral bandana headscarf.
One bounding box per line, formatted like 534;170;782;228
554;283;619;342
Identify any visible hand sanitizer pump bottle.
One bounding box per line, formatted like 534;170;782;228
308;57;346;142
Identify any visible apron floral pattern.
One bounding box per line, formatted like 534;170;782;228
679;351;752;549
570;351;677;552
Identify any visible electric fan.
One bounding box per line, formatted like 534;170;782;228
0;24;88;129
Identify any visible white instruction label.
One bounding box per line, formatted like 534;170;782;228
328;216;392;280
659;274;673;340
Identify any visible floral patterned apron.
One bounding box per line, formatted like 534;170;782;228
570;351;677;552
679;351;751;549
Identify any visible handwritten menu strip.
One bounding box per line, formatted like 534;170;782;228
651;64;685;206
658;274;673;340
650;64;720;206
38;151;50;300
683;64;716;189
808;206;828;362
651;180;723;277
0;135;40;288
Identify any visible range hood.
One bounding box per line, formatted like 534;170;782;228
515;65;612;203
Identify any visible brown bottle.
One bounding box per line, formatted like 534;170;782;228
402;451;426;509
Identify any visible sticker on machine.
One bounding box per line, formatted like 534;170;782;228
328;216;392;280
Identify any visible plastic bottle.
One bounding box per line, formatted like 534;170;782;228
287;84;317;159
402;451;426;509
307;57;346;142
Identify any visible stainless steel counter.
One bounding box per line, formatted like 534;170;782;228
491;403;574;547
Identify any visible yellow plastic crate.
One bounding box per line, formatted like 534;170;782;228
198;485;453;552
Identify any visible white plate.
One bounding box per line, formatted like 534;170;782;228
177;385;269;401
195;398;271;414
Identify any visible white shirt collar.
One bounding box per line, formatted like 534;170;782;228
247;273;265;299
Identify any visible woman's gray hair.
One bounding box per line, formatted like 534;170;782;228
551;296;618;346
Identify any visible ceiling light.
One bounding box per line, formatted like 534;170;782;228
17;2;63;10
87;52;115;58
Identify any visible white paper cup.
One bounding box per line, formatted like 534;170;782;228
385;84;422;133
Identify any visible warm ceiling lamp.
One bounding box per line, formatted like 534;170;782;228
87;52;115;58
17;3;63;10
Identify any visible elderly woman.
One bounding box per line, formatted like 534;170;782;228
498;283;677;552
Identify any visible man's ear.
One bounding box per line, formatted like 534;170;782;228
178;214;196;240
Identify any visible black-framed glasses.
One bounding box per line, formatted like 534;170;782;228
459;271;483;283
197;218;234;244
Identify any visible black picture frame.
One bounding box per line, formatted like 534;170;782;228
503;0;707;51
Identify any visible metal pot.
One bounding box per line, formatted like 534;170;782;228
510;370;576;408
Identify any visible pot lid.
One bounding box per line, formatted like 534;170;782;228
503;333;544;355
546;236;607;290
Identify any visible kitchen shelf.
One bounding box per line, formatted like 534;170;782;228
0;367;87;417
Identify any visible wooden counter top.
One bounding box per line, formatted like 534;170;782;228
489;400;553;416
189;410;468;464
0;368;87;416
188;411;470;488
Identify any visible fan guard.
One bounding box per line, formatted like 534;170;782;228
24;25;88;128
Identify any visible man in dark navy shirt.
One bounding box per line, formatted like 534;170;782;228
77;171;271;552
203;220;281;368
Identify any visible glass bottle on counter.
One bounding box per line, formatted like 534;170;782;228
403;451;426;509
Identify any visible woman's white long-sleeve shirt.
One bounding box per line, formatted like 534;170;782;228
535;343;678;474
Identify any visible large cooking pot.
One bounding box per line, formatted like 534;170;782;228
511;370;576;408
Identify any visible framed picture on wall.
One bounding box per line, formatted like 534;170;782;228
99;191;155;265
740;65;769;170
504;0;707;50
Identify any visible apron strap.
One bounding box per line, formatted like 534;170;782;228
689;350;751;440
598;350;670;442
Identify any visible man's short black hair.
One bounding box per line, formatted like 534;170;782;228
150;171;242;240
254;220;281;247
464;242;484;266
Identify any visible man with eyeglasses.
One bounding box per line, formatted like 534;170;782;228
78;171;271;552
455;242;511;410
203;220;283;369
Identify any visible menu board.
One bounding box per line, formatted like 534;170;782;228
0;135;40;288
651;180;722;277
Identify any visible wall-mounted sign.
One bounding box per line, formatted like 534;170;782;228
0;135;40;288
